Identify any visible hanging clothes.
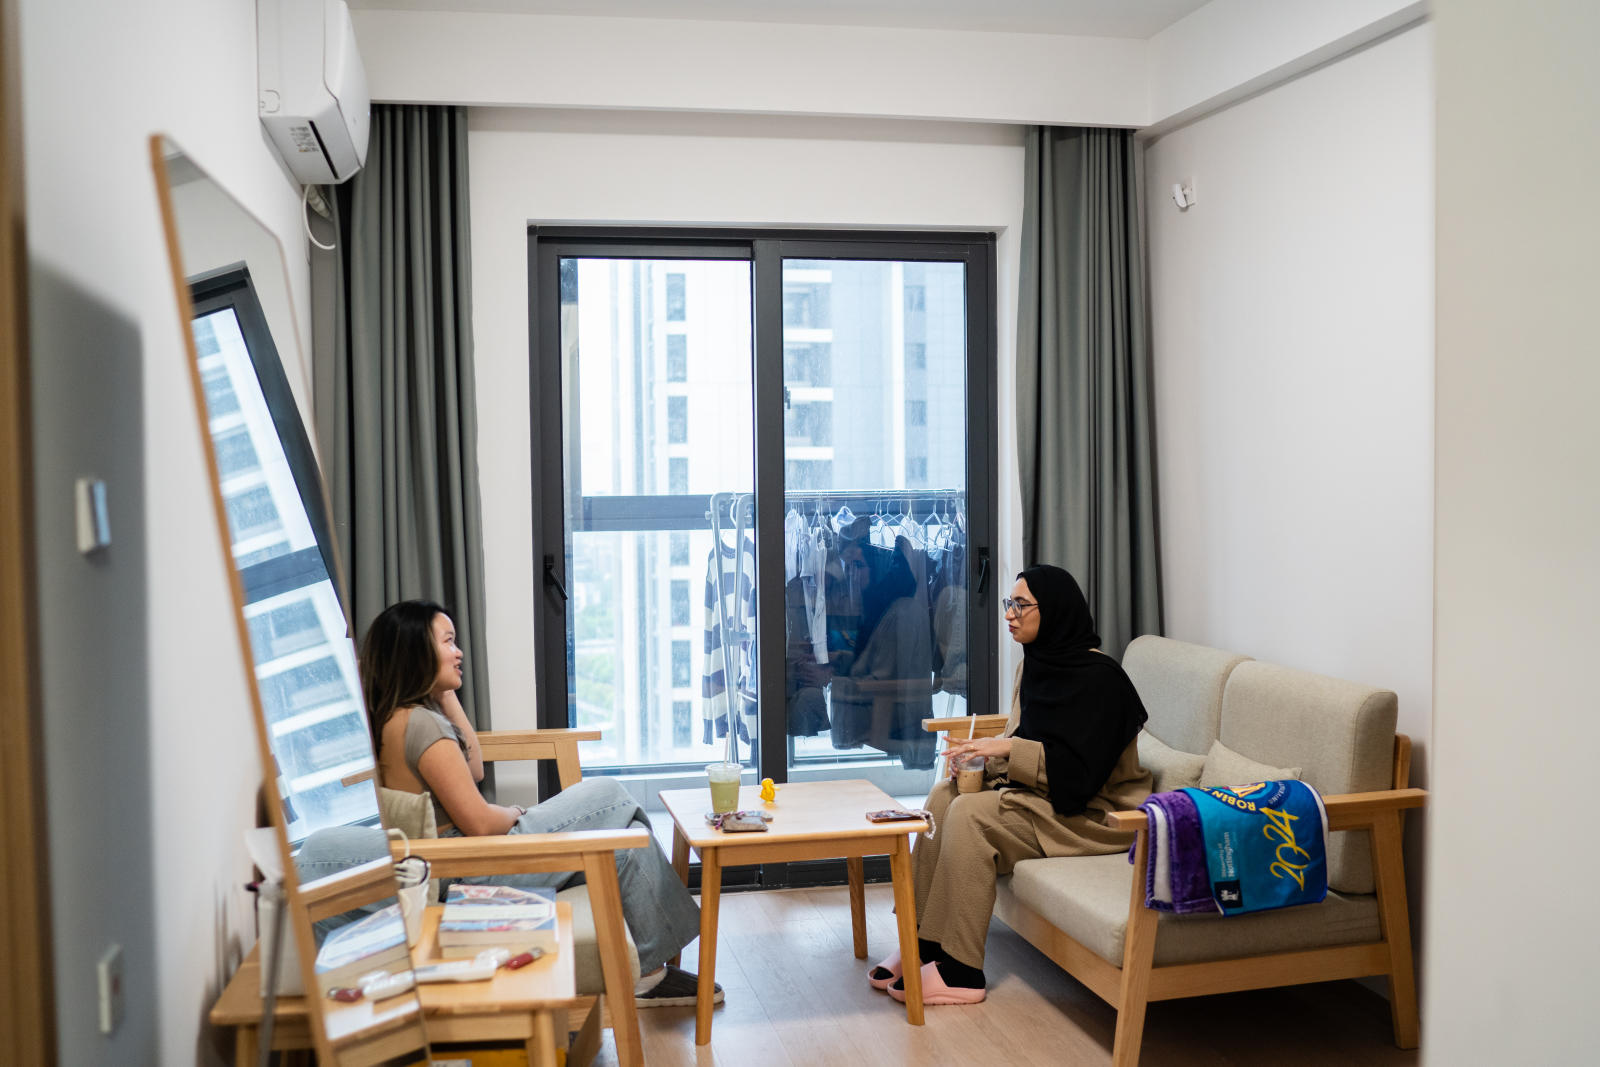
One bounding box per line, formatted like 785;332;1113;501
701;535;758;746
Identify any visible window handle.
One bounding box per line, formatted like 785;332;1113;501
543;555;569;601
975;549;990;599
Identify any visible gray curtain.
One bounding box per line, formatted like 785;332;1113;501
312;105;492;730
1016;126;1162;659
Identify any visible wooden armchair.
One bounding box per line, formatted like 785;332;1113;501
381;727;647;1067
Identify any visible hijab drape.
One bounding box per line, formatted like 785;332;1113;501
1013;565;1148;814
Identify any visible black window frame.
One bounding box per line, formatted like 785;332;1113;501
528;227;1000;806
190;266;341;610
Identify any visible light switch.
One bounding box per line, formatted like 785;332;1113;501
97;943;123;1035
75;477;110;554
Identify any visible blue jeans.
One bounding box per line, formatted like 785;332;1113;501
295;778;700;973
446;777;701;974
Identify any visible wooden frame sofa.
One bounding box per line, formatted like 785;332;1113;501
926;635;1426;1066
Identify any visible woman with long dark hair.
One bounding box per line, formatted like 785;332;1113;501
869;565;1152;1005
359;599;717;1008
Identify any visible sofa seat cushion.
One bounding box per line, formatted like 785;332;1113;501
1004;856;1380;968
556;885;641;995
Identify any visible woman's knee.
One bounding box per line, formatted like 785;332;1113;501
563;776;634;811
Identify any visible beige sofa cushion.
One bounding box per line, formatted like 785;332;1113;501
1136;730;1207;793
1005;856;1380;967
1198;739;1301;788
557;885;642;995
1122;636;1251;756
1219;661;1397;894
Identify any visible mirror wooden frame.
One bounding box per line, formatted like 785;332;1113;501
1;0;57;1060
149;134;429;1066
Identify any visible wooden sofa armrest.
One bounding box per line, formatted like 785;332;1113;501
922;714;1009;736
478;727;603;789
393;827;648;879
1104;787;1428;834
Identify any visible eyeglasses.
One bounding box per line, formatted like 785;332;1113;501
1002;597;1037;615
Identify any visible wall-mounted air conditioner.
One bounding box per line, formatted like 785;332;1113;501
258;0;370;185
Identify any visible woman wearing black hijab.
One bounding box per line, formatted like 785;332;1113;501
870;565;1152;1004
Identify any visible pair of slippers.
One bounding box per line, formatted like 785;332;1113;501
866;949;986;1005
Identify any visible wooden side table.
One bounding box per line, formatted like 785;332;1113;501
211;901;584;1067
657;779;929;1046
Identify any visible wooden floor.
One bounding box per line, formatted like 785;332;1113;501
580;883;1419;1066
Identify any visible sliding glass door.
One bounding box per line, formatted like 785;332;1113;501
776;257;972;802
532;231;996;853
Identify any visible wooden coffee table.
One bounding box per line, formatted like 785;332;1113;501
657;778;930;1045
211;901;584;1067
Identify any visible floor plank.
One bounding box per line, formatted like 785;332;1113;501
579;884;1419;1067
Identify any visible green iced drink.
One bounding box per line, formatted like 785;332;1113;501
706;762;743;813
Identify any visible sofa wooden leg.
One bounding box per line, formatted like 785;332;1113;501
1113;830;1159;1067
1372;810;1420;1048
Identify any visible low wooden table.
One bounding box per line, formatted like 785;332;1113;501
657;778;929;1045
211;901;584;1067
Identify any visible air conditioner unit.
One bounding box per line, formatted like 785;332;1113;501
258;0;371;185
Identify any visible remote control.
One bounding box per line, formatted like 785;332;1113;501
359;970;417;1001
413;958;499;983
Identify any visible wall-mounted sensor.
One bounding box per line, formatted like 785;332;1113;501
75;477;111;555
1171;178;1196;209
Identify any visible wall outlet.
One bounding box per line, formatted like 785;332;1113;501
97;943;123;1035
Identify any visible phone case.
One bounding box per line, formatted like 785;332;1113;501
721;812;770;832
865;809;922;822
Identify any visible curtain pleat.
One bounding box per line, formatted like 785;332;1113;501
315;105;493;732
1017;126;1162;659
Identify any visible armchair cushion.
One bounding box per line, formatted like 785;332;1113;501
1136;730;1207;793
1006;855;1381;967
378;786;438;843
556;885;642;994
1198;739;1301;789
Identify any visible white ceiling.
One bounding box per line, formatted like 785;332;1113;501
344;0;1212;39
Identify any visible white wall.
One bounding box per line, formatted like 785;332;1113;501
466;109;1028;751
1143;22;1434;952
1427;1;1600;1060
356;10;1147;127
1148;0;1426;128
19;0;311;1061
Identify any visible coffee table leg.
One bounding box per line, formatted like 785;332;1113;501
671;825;690;967
846;855;867;959
696;847;722;1045
889;834;924;1025
234;1024;257;1067
528;1009;558;1067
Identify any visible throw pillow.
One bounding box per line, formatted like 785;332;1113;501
377;786;438;842
1136;730;1207;793
1199;739;1302;789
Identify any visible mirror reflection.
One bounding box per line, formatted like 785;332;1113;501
154;136;430;1065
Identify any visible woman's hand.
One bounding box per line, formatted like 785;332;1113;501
945;735;1012;773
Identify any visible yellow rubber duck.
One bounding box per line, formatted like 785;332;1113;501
759;777;779;804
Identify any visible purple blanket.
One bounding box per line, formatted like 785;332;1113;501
1133;790;1219;914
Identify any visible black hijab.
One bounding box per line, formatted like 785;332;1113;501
1012;565;1148;815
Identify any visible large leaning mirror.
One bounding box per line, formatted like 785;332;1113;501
151;135;432;1066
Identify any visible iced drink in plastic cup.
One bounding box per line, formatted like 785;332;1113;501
706;762;743;813
955;754;986;794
